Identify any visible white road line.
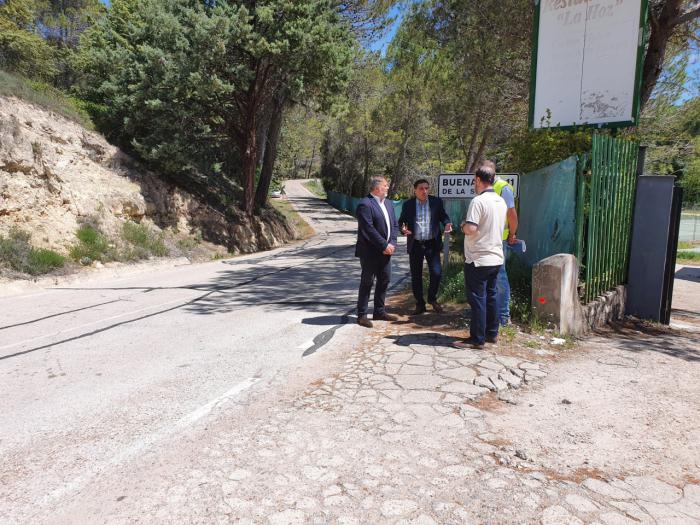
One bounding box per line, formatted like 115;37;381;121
40;377;260;508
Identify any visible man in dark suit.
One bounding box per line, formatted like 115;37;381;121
398;179;452;315
355;176;399;328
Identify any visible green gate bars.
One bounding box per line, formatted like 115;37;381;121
578;134;639;303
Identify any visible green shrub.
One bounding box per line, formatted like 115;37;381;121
27;248;66;274
677;250;700;262
0;228;31;270
0;229;65;275
507;254;533;324
504;114;592;173
121;221;168;259
70;224;112;263
436;254;466;304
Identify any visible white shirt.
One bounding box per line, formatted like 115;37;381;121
415;198;431;240
463;189;507;266
372;194;391;242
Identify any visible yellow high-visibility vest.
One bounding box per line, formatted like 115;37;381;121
493;178;514;241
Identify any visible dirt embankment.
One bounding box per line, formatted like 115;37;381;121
0;96;297;266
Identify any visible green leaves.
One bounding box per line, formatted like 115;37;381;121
77;0;353;213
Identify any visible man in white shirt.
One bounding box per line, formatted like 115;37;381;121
456;162;507;349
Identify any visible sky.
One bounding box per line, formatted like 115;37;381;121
366;4;404;57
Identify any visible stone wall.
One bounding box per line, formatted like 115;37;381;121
581;285;626;330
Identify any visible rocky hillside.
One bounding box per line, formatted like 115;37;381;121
0;96;297;264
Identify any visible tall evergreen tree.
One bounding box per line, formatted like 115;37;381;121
80;0;353;213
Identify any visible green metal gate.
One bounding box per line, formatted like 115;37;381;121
576;134;639;303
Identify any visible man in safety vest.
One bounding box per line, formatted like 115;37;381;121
486;161;519;326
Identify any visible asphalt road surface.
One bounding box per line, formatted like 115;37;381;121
0;180;410;523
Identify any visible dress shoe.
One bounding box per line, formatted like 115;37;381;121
486;336;498;344
413;304;427;315
453;338;485;350
430;301;444;314
357;315;373;328
373;312;398;321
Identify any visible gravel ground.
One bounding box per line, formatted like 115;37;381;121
35;310;699;525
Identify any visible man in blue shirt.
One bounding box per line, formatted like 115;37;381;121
399;179;452;315
491;167;519;326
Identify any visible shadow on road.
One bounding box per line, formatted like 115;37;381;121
602;322;700;362
182;242;364;316
301;315;353;326
385;332;461;348
675;266;700;283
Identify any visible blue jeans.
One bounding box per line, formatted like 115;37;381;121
409;239;442;306
496;241;511;325
464;263;500;345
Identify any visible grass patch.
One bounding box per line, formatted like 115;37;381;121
121;221;168;260
499;324;517;343
70;222;168;264
270;199;314;239
177;235;201;252
436;251;466;304
0;229;66;275
303;178;326;198
677;250;700;264
0;70;94;129
504;254;533;324
527;312;550;334
70;224;114;263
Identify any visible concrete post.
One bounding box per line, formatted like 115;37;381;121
531;254;585;335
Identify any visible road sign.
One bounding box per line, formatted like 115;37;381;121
438;173;519;199
529;0;647;129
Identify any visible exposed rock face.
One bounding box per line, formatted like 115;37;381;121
0;96;295;255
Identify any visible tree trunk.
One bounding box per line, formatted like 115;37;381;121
254;98;286;211
241;112;257;214
257;112;271;168
389;127;410;196
306;144;316;179
464;112;482;172
639;0;685;109
362;133;370;192
469;126;491;173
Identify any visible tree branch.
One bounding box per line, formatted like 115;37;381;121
673;4;700;25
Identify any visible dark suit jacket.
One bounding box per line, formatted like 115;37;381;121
355;194;399;258
398;195;451;253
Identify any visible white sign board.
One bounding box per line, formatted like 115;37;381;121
438;174;519;199
530;0;645;128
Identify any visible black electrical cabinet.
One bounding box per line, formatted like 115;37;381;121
626;176;683;323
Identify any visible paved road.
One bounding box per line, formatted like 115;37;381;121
0;180;409;523
672;263;700;331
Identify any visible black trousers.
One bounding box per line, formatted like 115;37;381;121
409;238;442;306
357;253;392;317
